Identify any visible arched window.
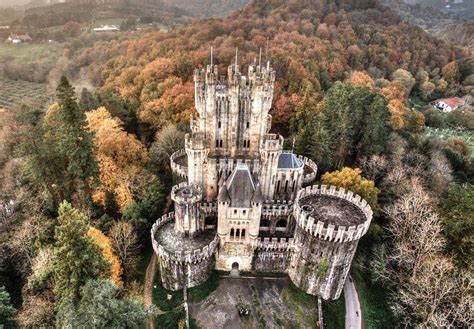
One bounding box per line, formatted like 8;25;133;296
241;229;246;238
284;180;289;192
260;219;270;227
230;228;234;239
236;229;240;239
292;180;296;191
276;219;287;228
276;180;281;192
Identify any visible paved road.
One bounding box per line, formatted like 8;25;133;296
344;275;362;329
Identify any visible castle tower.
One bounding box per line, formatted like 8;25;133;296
185;132;210;192
288;185;373;300
259;134;283;200
171;183;203;236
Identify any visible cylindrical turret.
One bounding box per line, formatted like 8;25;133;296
288;185;373;300
171;183;203;236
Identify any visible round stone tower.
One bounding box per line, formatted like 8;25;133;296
171;183;203;237
288;185;373;300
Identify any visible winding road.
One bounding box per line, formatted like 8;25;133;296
344;275;362;329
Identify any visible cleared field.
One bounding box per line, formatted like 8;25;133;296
0;75;51;110
423;127;474;152
0;42;62;64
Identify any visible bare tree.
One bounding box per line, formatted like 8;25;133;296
149;124;186;170
384;177;444;280
109;221;140;279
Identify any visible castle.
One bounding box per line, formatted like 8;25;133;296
151;56;373;300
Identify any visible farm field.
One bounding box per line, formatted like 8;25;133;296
0;42;62;64
423;126;474;152
0;75;51;110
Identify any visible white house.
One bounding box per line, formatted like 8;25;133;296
93;25;120;33
433;97;464;113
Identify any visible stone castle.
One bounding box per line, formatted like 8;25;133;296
151;56;372;300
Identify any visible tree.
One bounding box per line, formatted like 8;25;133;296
79;88;98;112
86;107;148;210
109;221;140;279
87;227;123;287
391;69;416;95
347;71;374;89
322;167;379;210
149;123;186;171
302;82;391;170
0;286;15;323
53;201;110;302
56;279;146;328
441;184;474;268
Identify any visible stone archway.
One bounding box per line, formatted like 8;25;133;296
230;262;240;277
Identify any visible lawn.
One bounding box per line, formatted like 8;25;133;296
351;267;397;329
0;42;62;64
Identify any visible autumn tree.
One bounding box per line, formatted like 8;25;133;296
86;107;148;210
53;201;110;303
391;69;416;95
347;71;374;89
87;227;123;287
322;167;379;210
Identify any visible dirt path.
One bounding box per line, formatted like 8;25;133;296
144;194;173;329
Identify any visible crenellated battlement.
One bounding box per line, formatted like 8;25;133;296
151;213;219;265
257;237;294;251
263;134;284;152
200;202;217;215
262;201;293;216
170;149;188;178
293;185;372;243
298;155;318;184
171;182;202;205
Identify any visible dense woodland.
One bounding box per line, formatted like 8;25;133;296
0;0;473;327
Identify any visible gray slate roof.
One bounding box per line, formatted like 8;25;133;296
278;152;304;169
226;163;255;208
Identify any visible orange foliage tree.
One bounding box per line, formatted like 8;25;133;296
86;107;148;210
87;227;123;287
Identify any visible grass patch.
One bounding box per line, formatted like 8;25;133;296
155;306;185;328
188;270;220;303
286;281;317;306
423;126;474;152
0;42;62;64
322;295;345;329
408;96;428;111
152;269;183;311
352;267;396;329
281;281;318;327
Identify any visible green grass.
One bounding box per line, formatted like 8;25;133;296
351;267;396;329
187;270;220;303
322;295;345;329
286;281;317;306
152;269;183;311
408;96;429;111
155;306;185;328
0;42;62;64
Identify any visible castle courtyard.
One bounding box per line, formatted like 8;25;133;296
189;276;318;329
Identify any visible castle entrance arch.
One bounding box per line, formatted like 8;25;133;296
230;262;240;277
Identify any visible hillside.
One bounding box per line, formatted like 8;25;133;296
164;0;251;18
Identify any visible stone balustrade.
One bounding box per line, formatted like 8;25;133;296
262;201;293;216
293;185;372;243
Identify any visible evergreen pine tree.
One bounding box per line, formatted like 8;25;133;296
53;201;110;303
54;76;99;202
79;88;99;112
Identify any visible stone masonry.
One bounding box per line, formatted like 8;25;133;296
151;55;372;299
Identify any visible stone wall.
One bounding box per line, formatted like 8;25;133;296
288;185;373;300
253;237;293;272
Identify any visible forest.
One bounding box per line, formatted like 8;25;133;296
0;0;473;327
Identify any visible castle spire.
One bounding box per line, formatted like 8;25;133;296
235;47;238;67
210;45;213;67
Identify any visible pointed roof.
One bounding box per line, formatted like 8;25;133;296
226;163;255;208
278;151;304;169
218;183;230;203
